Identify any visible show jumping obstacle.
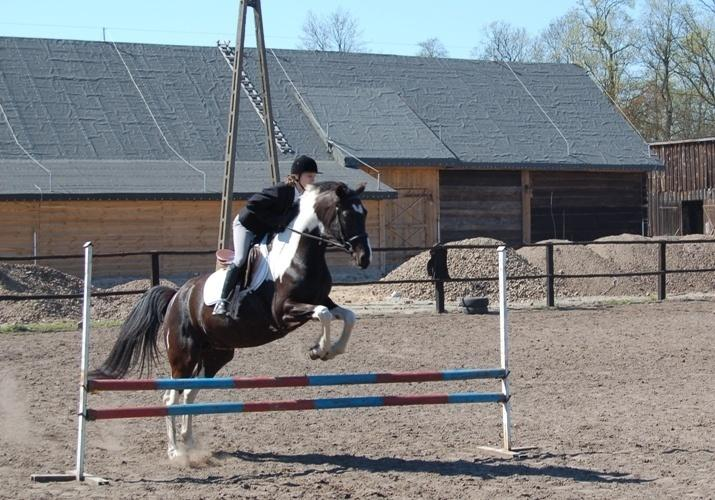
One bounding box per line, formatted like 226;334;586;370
32;242;518;485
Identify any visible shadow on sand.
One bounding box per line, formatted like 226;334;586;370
131;449;651;485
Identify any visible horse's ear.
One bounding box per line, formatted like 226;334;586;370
354;183;366;196
336;183;349;198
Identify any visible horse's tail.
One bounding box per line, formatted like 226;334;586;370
89;285;177;379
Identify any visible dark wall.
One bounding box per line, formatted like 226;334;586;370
439;170;522;244
531;171;647;242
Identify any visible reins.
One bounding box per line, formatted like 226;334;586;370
286;197;366;253
286;227;352;252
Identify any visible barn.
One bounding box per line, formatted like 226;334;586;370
256;49;662;245
0;37;661;279
648;137;715;236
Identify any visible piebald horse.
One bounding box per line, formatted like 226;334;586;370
90;182;371;458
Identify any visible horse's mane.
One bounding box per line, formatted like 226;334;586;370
307;181;362;199
307;181;345;194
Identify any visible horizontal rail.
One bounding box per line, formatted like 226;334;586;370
6;239;715;263
522;239;715;247
0;246;432;262
88;368;508;392
5;265;715;302
0;289;149;302
86;392;507;420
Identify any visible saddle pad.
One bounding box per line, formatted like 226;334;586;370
203;244;270;306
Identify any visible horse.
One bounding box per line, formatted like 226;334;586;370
90;181;372;458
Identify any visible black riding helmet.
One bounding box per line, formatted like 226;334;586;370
291;155;322;175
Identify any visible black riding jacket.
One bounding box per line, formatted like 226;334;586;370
238;183;299;235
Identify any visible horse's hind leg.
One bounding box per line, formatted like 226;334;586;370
178;348;235;452
163;320;201;460
179;365;203;449
202;348;235;379
163;389;182;459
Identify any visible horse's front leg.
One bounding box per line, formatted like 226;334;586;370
281;301;335;361
327;304;356;356
309;305;334;360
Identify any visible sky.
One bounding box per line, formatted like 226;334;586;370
0;0;644;60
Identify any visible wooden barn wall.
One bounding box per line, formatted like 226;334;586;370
647;190;715;236
0;199;383;280
648;140;715;235
531;171;647;242
368;168;439;264
439;170;522;244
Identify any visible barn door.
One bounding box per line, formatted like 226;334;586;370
384;188;432;247
657;205;680;235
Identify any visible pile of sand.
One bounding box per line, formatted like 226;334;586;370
367;237;545;304
0;264;178;324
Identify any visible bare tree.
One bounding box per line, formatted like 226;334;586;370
676;1;715;107
535;1;638;102
538;10;592;64
299;8;365;53
472;21;534;62
417;38;449;58
639;0;686;139
578;0;639;101
698;0;715;14
534;0;714;139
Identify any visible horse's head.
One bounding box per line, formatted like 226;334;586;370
311;182;371;269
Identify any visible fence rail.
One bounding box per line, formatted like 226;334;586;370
2;239;715;309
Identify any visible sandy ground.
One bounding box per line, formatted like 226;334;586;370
2;300;714;499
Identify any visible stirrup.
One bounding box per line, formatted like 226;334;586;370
212;299;229;316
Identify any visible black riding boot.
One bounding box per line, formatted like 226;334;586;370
213;263;244;316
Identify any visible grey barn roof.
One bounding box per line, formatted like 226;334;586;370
258;49;661;170
0;36;661;198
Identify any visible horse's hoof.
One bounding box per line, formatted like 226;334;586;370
308;345;322;360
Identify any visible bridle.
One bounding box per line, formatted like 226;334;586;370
287;197;367;254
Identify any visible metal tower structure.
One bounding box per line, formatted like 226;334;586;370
217;0;281;251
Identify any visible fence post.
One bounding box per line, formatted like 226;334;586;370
427;244;448;313
545;243;555;307
150;252;160;286
658;241;666;300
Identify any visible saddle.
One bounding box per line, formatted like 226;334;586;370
203;242;276;325
204;244;268;305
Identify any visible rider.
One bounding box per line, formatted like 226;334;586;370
213;155;321;316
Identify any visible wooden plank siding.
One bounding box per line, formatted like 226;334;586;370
648;139;715;235
439;170;522;245
367;168;439;265
0;199;384;279
531;171;647;242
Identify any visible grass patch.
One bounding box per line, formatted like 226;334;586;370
0;319;123;333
